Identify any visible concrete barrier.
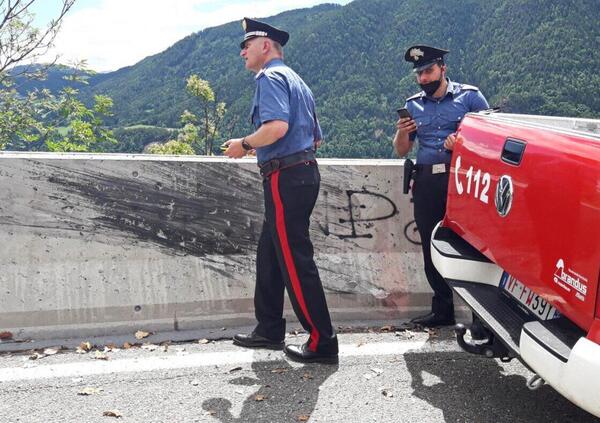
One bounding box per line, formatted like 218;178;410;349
0;152;435;345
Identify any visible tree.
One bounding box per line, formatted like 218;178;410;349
186;74;226;155
45;86;117;152
0;2;117;153
148;75;229;156
0;0;76;83
146;110;198;155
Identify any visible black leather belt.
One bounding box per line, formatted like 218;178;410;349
259;149;316;177
415;163;450;174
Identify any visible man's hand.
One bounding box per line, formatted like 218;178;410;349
396;117;416;137
444;133;464;151
223;138;247;159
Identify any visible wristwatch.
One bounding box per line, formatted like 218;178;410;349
241;138;253;151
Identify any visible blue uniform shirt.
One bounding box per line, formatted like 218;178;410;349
250;58;322;164
405;79;489;165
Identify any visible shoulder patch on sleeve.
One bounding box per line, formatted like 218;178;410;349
406;91;424;102
460;84;479;91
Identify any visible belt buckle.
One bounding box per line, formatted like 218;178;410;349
432;164;446;174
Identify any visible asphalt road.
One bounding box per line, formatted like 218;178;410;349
0;329;598;423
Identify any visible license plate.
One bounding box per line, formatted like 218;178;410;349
500;272;560;320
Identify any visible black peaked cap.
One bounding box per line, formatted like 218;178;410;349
240;17;289;49
404;45;449;71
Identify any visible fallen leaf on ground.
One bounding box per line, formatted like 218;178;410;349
302;373;313;380
123;342;133;349
271;368;288;374
380;325;393;332
135;330;150;340
93;351;109;360
43;348;59;356
78;387;103;396
198;339;210;344
29;352;45;360
103;344;119;353
102;410;122;418
0;331;13;340
298;415;310;421
77;342;93;353
254;395;267;402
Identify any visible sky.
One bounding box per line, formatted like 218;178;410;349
31;0;353;72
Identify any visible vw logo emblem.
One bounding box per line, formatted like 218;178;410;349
495;175;513;217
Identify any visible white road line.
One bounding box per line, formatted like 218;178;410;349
0;341;429;383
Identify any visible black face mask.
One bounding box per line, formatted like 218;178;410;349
419;73;444;97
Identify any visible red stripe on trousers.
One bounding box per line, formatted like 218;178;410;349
271;170;320;352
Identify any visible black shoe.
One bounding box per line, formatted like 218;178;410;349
232;332;284;350
284;343;339;364
410;312;455;327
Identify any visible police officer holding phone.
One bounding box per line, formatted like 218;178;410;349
393;45;489;331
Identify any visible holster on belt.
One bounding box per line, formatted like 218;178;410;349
403;158;415;194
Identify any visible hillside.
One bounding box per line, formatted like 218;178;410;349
26;0;600;157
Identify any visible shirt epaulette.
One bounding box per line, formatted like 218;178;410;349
406;92;424;102
460;84;479;91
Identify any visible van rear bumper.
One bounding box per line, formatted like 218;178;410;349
521;332;600;417
431;222;600;418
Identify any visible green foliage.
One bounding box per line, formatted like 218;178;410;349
9;0;600;158
0;1;112;153
146;139;195;155
108;125;178;153
0;87;45;150
0;73;116;152
186;75;215;102
148;75;228;155
184;74;227;155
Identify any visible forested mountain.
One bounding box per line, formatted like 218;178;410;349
25;0;600;157
11;64;87;94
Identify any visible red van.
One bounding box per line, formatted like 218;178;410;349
430;112;600;417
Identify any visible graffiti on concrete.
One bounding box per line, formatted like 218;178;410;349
404;220;421;245
319;189;399;240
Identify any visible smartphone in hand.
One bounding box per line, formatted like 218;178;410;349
397;108;412;120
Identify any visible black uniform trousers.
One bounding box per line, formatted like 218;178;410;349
253;161;338;354
412;170;454;318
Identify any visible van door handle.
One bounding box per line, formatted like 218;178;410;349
501;138;526;165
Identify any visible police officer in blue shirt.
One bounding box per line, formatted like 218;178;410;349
393;45;489;330
223;18;338;364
